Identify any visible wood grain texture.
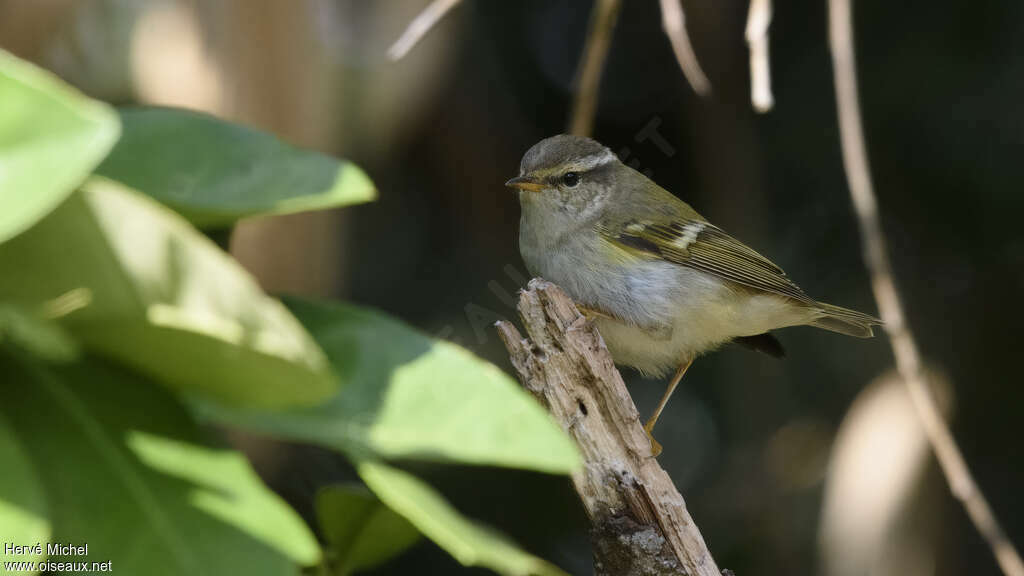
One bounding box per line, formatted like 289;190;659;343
496;279;723;576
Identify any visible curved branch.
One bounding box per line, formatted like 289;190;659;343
569;0;623;136
745;0;773;112
659;0;712;97
828;2;1024;575
388;0;463;61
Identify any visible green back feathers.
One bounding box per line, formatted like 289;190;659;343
596;216;814;304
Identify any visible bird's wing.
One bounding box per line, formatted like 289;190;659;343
596;217;814;304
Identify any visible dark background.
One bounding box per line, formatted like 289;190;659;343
3;1;1021;574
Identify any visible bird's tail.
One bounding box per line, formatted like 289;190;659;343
810;302;881;338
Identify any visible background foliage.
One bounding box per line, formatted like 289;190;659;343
0;51;578;576
1;1;1022;574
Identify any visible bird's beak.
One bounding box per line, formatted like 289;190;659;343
504;175;546;192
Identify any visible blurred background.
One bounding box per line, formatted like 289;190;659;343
2;0;1021;574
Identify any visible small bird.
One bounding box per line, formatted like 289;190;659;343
506;135;880;455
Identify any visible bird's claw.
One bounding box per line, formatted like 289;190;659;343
644;422;663;457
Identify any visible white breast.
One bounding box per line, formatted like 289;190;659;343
595;268;816;377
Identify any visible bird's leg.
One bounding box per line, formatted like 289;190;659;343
577;304;615;321
643;357;694;457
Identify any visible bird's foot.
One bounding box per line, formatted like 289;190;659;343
643;421;663;457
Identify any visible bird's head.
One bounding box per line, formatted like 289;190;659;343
506;135;621;217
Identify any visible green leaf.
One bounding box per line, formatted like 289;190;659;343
0;303;79;362
357;460;566;576
0;49;119;244
0;354;320;575
0;411;50;570
316;485;420;575
0;178;336;408
198;297;580;474
94;107;376;228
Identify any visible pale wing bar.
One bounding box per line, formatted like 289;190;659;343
601;219;814;304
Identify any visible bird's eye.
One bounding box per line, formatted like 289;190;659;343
561;172;580;187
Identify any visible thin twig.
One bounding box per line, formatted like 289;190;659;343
745;0;774;112
387;0;463;61
659;0;712;97
827;1;1024;575
569;0;622;136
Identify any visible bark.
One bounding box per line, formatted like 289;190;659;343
496;279;725;576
